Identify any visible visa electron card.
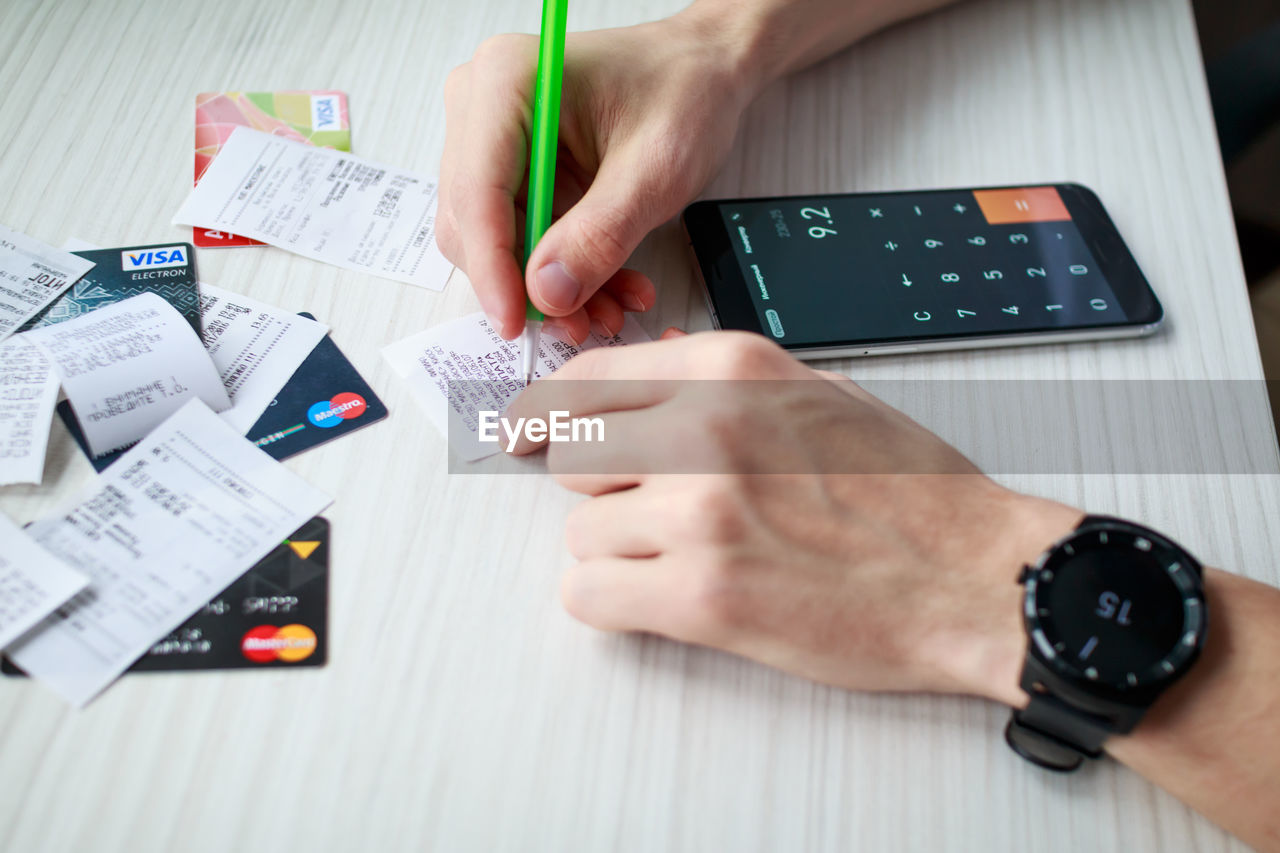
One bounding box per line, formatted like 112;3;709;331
3;517;329;675
18;243;201;336
194;91;351;248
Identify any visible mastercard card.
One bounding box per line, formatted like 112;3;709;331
57;314;386;470
4;517;328;675
194;91;351;248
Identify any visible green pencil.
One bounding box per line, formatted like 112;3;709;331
520;0;568;385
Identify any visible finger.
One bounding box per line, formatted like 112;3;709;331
599;268;656;313
453;42;537;339
543;310;591;345
505;354;681;439
564;488;667;558
583;290;625;338
659;327;687;340
525;147;676;316
561;554;688;634
527;408;662;475
438;65;472;266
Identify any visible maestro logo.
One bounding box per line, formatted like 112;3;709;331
307;392;366;428
121;246;188;270
241;624;317;663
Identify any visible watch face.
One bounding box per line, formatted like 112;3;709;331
1024;525;1206;693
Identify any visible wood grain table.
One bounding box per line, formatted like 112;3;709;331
1;0;1276;850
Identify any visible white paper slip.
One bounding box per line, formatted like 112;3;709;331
199;284;329;432
7;399;332;706
172;126;453;291
383;312;651;461
24;292;230;458
0;337;60;485
0;513;88;651
0;224;96;343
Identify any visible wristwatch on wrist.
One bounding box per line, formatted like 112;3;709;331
1005;515;1208;772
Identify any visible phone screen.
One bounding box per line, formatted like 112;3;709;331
691;185;1158;349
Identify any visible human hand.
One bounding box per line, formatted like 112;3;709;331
438;14;761;343
506;332;1083;703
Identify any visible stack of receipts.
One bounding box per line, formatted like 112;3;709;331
172;126;454;291
383;312;651;461
0;260;330;484
3;400;331;705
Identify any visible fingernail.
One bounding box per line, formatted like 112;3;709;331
535;261;581;311
487;315;507;338
590;318;614;338
619;292;646;312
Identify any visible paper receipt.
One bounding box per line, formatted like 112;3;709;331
199;284;328;433
0;224;95;343
24;292;230;457
172;126;453;290
0;337;60;485
382;312;651;461
7;399;332;705
0;513;88;651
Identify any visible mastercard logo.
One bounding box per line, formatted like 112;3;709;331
307;392;367;428
241;624;317;663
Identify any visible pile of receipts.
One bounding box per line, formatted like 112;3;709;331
0;229;347;705
0;88;655;709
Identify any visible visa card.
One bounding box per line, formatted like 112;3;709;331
4;517;329;675
58;314;386;469
17;243;201;336
194;91;351;248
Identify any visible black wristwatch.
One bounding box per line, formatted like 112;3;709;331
1005;515;1208;771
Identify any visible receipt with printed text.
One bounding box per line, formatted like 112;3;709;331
0;224;95;343
383;312;650;461
24;292;230;457
172;126;453;290
199;284;328;432
0;337;60;485
0;513;88;651
7;400;331;705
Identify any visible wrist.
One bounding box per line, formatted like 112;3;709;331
915;487;1083;707
673;0;890;100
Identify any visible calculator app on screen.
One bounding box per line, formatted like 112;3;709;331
713;186;1134;347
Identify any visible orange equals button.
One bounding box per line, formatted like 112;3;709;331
972;187;1071;224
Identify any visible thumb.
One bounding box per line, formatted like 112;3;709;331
526;158;670;316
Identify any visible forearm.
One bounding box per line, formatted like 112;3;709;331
1107;570;1280;852
674;0;960;96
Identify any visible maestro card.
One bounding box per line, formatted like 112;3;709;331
18;243;201;336
244;313;388;457
194;91;351;248
4;517;329;675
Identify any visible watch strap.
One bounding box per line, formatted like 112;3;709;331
1005;693;1112;771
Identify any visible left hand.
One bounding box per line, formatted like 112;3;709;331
506;330;1082;703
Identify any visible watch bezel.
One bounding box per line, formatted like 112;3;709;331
1020;520;1207;706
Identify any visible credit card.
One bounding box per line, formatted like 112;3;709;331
195;91;351;248
3;516;329;675
17;243;201;336
58;315;386;469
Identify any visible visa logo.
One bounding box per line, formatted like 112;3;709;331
311;94;340;132
121;246;188;270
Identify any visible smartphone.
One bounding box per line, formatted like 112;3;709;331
682;183;1163;358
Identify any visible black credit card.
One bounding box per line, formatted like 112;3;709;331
3;516;329;675
18;243;201;335
58;314;386;471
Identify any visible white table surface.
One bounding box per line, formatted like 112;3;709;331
2;0;1277;850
